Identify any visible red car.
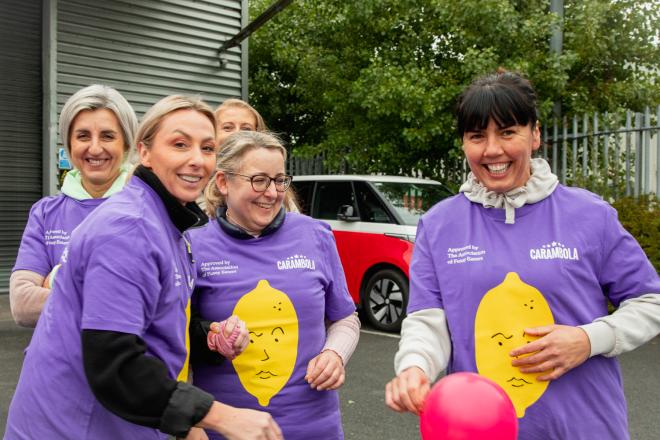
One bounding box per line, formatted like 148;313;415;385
291;175;451;331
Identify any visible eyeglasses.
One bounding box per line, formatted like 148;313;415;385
226;172;293;192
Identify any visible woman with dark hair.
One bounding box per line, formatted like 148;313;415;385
385;71;660;439
6;95;282;440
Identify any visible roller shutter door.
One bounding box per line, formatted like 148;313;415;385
0;0;43;294
57;0;245;116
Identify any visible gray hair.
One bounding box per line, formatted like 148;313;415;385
59;84;138;155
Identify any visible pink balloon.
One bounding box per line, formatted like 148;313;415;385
420;372;518;440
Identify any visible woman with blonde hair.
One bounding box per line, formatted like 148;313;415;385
6;95;282;440
188;130;360;439
213;98;299;212
215;98;267;146
10;84;137;327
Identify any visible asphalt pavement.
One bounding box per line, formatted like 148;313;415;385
1;295;658;439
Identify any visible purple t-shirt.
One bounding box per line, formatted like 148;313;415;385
188;213;355;440
13;194;105;276
6;177;195;440
407;185;659;440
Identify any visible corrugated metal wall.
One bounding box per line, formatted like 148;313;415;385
0;0;43;294
0;0;246;294
57;0;246;116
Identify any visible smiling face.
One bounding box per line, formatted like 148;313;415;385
69;108;125;198
462;119;540;193
217;147;286;234
138;109;216;204
216;106;257;146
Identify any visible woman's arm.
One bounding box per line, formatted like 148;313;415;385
386;308;452;414
306;223;360;391
508;299;660;383
305;312;361;391
83;329;282;439
9;270;48;327
394;308;451;379
82;329;212;436
10;201;55;327
510;204;660;380
581;293;660;357
189;306;224;365
322;312;360;364
196;401;282;439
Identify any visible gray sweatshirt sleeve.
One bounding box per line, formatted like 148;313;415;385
580;293;660;357
394;308;451;381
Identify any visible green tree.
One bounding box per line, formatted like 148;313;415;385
248;0;660;181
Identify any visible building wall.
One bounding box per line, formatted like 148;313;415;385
0;0;43;294
0;0;247;293
57;0;246;114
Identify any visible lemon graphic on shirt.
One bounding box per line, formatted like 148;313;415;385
474;272;554;418
232;279;298;406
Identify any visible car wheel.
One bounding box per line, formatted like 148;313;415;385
362;268;408;332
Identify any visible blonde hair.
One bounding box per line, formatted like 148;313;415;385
214;98;268;132
205;130;296;217
136;95;216;151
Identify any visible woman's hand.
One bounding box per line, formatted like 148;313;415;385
199;401;283;440
182;427;209;440
385;366;430;415
219;315;250;354
510;324;591;381
305;350;345;390
208;315;249;359
42;264;61;289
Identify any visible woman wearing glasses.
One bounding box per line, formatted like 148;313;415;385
187;130;360;440
212;98;299;213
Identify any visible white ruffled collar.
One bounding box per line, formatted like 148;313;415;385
459;158;558;224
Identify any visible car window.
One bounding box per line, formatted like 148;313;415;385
354;181;394;223
291;181;314;215
371;181;452;225
314;181;356;220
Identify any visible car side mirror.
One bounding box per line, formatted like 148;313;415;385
337;204;360;221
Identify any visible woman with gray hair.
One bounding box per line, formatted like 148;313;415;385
10;84;137;326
